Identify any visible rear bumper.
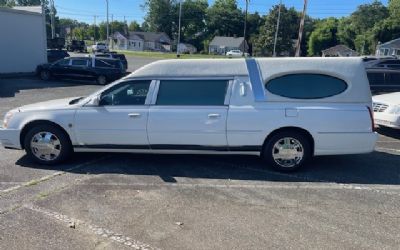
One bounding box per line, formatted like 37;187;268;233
314;132;378;156
0;127;22;149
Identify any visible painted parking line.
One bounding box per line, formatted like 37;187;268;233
24;204;158;250
0;156;110;195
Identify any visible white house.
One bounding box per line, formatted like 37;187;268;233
112;31;171;52
177;43;197;54
209;36;248;55
376;38;400;57
0;6;47;74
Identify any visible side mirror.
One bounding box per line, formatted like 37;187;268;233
85;95;100;106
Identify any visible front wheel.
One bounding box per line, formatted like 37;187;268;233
24;124;72;165
96;75;108;85
262;131;311;172
39;70;51;81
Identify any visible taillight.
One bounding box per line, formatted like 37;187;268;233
367;106;375;132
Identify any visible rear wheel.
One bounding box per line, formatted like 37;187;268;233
96;75;107;85
262;131;311;172
24;124;72;165
39;70;51;81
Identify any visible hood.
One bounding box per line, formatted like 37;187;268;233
18;97;80;112
372;92;400;105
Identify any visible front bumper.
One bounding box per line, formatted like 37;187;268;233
0;127;22;149
374;113;400;129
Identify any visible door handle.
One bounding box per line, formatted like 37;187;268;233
128;113;141;118
208;113;221;119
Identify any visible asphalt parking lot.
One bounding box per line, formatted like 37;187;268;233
0;63;400;249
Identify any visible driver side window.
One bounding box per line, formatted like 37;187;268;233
99;80;151;106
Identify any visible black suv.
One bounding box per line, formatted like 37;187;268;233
36;57;125;85
47;49;70;63
94;52;128;71
66;40;87;53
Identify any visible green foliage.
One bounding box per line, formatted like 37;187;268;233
254;4;299;56
129;21;142;32
307;18;339;56
142;0;176;37
206;0;244;37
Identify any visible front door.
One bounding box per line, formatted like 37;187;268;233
74;80;152;148
147;79;230;150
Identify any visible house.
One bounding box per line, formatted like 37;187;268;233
376;38;400;57
112;31;171;52
322;45;359;57
177;43;197;54
209;36;248;55
0;6;47;74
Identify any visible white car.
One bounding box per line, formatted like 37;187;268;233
92;42;109;53
0;58;377;171
226;50;248;57
372;92;400;129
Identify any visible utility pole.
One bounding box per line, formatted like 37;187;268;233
273;0;282;57
106;0;109;44
243;0;249;56
177;0;182;57
49;0;55;39
295;0;308;57
93;15;97;43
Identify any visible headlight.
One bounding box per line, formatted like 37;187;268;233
3;111;15;128
389;105;400;115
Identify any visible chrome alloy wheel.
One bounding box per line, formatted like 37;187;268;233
272;137;304;168
30;132;62;161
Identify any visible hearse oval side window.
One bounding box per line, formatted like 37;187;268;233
265;74;348;99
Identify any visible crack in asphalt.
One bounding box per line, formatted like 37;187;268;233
0;156;110;196
24;204;159;250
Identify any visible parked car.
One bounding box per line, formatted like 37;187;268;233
66;40;86;53
1;58;377;172
92;42;109;53
226;50;248;57
36;57;124;85
365;58;400;69
91;52;128;71
47;37;66;50
47;49;69;63
372;92;400;129
366;68;400;93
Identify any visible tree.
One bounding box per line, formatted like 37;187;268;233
142;0;176;37
254;5;299;56
307;18;339;56
337;17;356;49
0;0;15;6
206;0;244;37
129;21;142;32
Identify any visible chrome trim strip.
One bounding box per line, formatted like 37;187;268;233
245;58;266;102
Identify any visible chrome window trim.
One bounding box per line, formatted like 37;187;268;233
151;78;233;106
245;58;266;102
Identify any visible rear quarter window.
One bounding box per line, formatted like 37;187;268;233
265;74;348;99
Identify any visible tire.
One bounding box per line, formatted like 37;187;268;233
39;70;51;81
262;131;311;172
96;75;108;85
24;124;72;165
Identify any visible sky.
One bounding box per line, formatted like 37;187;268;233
54;0;390;25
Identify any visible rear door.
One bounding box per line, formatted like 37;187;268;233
70;58;91;80
147;79;230;150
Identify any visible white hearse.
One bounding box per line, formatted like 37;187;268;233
0;58;377;171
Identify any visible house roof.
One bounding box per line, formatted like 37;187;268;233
128;32;171;44
0;6;42;15
322;45;358;56
209;36;245;47
377;38;400;49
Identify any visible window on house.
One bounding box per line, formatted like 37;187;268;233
265;74;348;99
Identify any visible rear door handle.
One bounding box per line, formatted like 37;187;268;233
208;113;221;119
128;113;141;118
